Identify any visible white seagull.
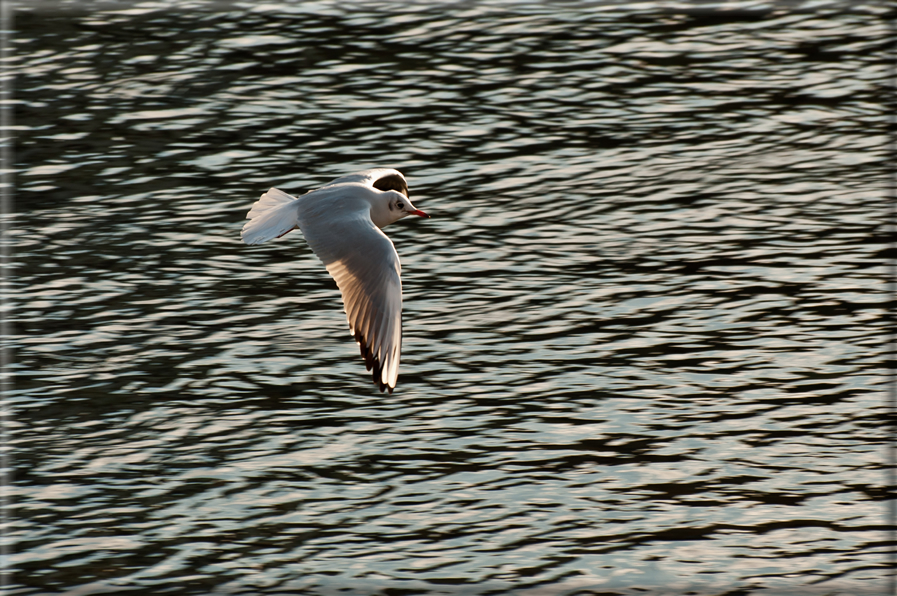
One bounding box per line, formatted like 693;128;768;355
241;168;429;393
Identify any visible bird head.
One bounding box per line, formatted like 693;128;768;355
371;190;428;228
390;193;429;220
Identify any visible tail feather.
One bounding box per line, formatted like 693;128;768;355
241;188;300;245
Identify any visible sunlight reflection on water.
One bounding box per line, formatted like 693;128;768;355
9;1;891;595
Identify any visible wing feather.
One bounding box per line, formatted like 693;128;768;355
297;197;403;392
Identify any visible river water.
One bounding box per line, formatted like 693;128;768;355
6;1;893;595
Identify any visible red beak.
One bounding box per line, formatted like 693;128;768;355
409;209;430;218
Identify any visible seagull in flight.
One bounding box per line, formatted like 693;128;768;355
241;168;429;393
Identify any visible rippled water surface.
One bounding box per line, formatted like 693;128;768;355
7;1;894;594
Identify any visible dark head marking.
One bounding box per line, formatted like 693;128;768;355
372;173;409;198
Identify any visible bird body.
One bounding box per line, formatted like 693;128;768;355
241;169;428;393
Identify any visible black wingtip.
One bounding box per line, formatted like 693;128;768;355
355;330;393;393
372;172;409;198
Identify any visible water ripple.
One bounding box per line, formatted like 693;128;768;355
9;1;891;595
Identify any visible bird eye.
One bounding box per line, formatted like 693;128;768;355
398;202;405;209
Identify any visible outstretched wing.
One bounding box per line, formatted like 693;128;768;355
324;168;408;197
297;200;403;393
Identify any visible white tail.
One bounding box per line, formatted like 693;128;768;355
241;188;300;245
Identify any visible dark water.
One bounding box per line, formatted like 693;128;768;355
7;1;894;595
